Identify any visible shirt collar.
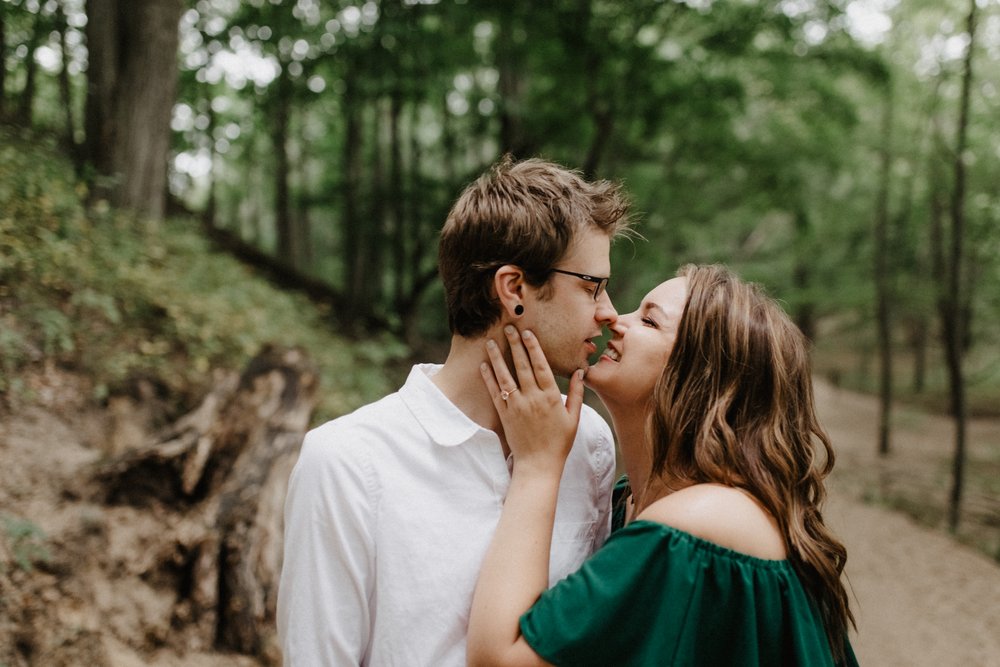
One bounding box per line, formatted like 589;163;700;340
399;364;488;447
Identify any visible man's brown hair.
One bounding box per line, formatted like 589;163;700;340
438;156;631;338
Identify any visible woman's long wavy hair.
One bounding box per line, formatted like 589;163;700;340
642;264;855;661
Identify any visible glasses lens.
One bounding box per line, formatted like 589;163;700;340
594;278;608;301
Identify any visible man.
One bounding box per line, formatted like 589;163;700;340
277;157;632;666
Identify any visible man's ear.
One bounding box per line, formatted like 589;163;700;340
494;264;526;318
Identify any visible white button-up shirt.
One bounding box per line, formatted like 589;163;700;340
277;363;616;666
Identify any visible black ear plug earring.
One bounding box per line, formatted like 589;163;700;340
514;304;524;316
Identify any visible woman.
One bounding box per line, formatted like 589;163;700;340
469;264;857;667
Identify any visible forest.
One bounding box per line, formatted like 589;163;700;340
1;0;999;665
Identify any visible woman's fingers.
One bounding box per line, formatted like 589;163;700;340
479;359;504;408
482;330;583;470
503;325;537;389
484;327;581;419
519;329;557;393
485;339;518;399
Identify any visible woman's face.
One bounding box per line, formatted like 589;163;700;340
587;277;688;407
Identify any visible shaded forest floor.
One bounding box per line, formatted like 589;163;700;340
1;367;998;666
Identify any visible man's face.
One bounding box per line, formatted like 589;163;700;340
523;228;618;377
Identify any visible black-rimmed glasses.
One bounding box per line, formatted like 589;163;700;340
550;269;609;301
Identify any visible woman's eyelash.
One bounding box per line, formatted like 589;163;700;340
642;317;658;327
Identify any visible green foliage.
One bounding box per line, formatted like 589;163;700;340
0;515;51;573
0;126;399;420
5;0;1000;419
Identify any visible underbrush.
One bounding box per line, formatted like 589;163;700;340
0;126;403;422
812;332;1000;420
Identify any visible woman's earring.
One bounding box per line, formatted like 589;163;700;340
514;304;524;316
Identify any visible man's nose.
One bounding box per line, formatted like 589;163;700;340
596;291;618;325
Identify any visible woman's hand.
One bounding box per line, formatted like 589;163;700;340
469;324;577;667
481;325;585;476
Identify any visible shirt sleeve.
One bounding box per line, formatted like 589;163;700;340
277;424;378;666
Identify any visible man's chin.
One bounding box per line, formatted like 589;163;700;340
550;362;582;380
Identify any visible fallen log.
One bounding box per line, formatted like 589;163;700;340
93;345;318;660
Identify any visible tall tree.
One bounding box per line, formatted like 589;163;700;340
0;4;8;119
84;0;183;220
873;81;895;456
341;60;365;322
15;7;42;124
268;62;294;266
943;0;978;533
55;0;79;165
495;4;531;158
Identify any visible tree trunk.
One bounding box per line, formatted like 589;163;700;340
496;5;530;157
792;207;816;341
960;257;976;353
16;11;42;125
400;100;430;345
583;108;613;181
389;91;406;310
909;318;927;394
237;141;257;239
944;0;977;533
84;0;183;221
570;3;611;179
440;91;457;188
0;7;6;119
271;63;294;266
95;346;318;658
205;96;218;229
366;100;385;314
84;0;118;175
292;106;311;271
341;64;364;324
291;195;310;273
55;0;79;165
214;352;316;653
873;83;894;457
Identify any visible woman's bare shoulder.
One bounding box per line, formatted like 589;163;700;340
637;484;787;560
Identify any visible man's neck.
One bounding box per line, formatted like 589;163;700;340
431;333;505;443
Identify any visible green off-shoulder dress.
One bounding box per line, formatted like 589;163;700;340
519;519;859;667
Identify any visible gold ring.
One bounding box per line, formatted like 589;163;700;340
501;388;519;401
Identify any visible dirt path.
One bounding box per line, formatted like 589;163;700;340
815;379;1000;667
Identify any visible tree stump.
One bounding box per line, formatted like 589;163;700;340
94;345;318;660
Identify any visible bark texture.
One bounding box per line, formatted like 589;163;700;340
873;83;894;457
94;346;318;659
85;0;183;219
944;0;977;533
